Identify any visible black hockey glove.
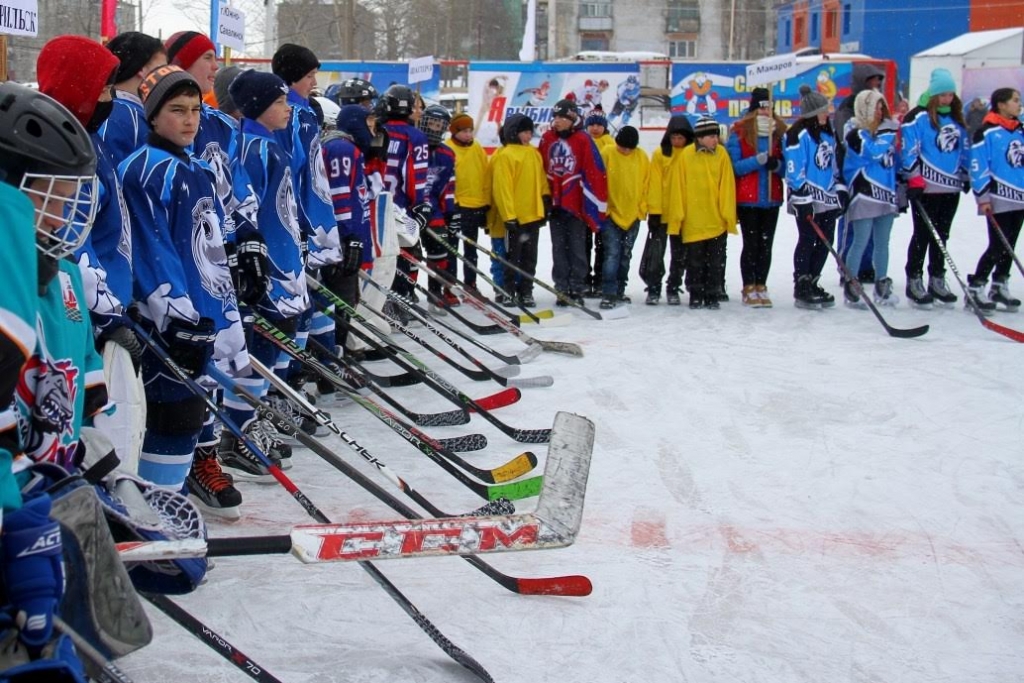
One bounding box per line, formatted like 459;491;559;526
836;185;850;212
164;317;217;378
765;156;782;173
341;238;364;276
227;235;270;305
504;219;520;235
411;203;432;231
959;170;972;194
447;211;462;233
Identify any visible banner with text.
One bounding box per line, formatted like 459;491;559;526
319;61;442;103
0;0;38;37
217;5;246;51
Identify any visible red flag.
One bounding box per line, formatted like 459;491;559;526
101;0;117;41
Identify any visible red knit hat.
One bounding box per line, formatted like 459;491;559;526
165;31;216;71
36;35;120;127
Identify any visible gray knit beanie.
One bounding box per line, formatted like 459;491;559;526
214;65;242;116
799;84;829;119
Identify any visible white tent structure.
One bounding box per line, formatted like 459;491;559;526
910;28;1024;102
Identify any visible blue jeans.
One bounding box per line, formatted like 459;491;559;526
550;209;590;294
601;221;639;296
847;214;895;280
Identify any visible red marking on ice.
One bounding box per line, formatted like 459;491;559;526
630;512;669;548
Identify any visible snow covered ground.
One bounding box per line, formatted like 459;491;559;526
118;202;1024;683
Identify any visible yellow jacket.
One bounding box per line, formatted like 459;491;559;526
668;144;737;244
445;138;491;209
490;143;548;227
601;145;649;229
651;148;688;234
591;133;615;151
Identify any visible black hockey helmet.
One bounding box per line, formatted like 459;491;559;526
418;104;451;146
382;84;416;119
337;78;378;106
0;81;99;260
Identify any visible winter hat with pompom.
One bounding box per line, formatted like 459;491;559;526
798;84;829;119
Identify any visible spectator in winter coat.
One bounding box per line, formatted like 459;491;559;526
841;89;901;308
900;68;970;308
968;88;1024;313
727;88;787;308
640;115;693;305
785;84;845;309
491;114;549;307
539;98;608;305
965;97;988;139
445;113;492;298
599;126;649;309
671;116;737;309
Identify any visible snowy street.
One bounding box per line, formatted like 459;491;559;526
120;203;1024;683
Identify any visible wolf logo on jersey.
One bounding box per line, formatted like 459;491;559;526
200;142;233;210
310;136;333;205
191;197;234;303
277;167;302;246
16;355;78;469
880;146;895;169
936;125;961;154
1007;140;1024;168
814;141;834;171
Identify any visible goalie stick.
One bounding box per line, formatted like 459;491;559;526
808;215;929;339
914;199;1024;343
127;320;496;683
252;319;540;487
53;616;134;683
116;411;594;564
404;252;586;357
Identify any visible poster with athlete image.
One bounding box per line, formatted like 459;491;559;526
468;62;640;149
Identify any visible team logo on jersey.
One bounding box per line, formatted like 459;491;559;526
935;125;961;153
276;167;302;246
547;140;577;176
310;137;333;205
16;355;79;469
57;271;83;323
200;142;233;206
880;146;895;169
191;197;234;303
814;141;834;171
1007;140;1024;168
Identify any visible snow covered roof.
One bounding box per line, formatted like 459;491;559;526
914;28;1024;57
563;50;670;62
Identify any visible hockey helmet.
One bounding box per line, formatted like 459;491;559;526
418;104;451;146
382;84;416;119
0;82;99;260
312;96;340;129
337;78;378;106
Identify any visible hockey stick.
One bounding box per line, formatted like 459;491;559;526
450;231;629;321
986;213;1024;282
252;320;540;486
394;264;514;335
362;270;542;365
913;199;1024;342
349;280;554;388
407;252;586;357
211;368;591;596
53;616;134;683
142;595;283;683
127;320;496;683
807;215;929;338
117;411;594;565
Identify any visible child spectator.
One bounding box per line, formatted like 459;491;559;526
445;113;492;299
599;126;649;308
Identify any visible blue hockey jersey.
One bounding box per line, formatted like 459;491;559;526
97;91;148;167
383;119;429;215
970;115;1024;214
192;103;259;244
784;121;842;213
900;106;969;194
842;120;900;221
276;90;341;269
118;140;248;372
424;144;456;227
322;132;375;265
239;118;310;317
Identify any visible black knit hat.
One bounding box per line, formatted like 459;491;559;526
229;69;289;120
615;125;639;149
272;43;320;85
551;98;579;120
748;87;771;113
107;31;165;84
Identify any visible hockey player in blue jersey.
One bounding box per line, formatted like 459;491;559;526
120;65;248;517
609;75;642;127
0;81;108;681
900;68;970;308
418;104;459;309
968;88;1024;313
785;85;845;309
98;31;167;167
219;69;315;487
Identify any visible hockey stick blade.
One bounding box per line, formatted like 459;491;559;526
469;386;521;412
434;433;488;452
118;413;594;564
492;364;521;378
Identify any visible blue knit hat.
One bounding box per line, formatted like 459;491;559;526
928;68;956;96
229;69;288;120
585;112;608;129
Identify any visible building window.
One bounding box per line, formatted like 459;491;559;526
580;1;611;18
811;13;819;41
784;19;791;46
668;39;696;58
580;33;610;50
666;0;700;33
794;16;805;44
843;4;851;34
825;9;837;38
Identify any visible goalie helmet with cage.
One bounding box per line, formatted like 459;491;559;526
0;81;98;262
418;104;452;146
381;84;416;119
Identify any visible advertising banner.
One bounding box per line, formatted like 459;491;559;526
319;61;442;104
